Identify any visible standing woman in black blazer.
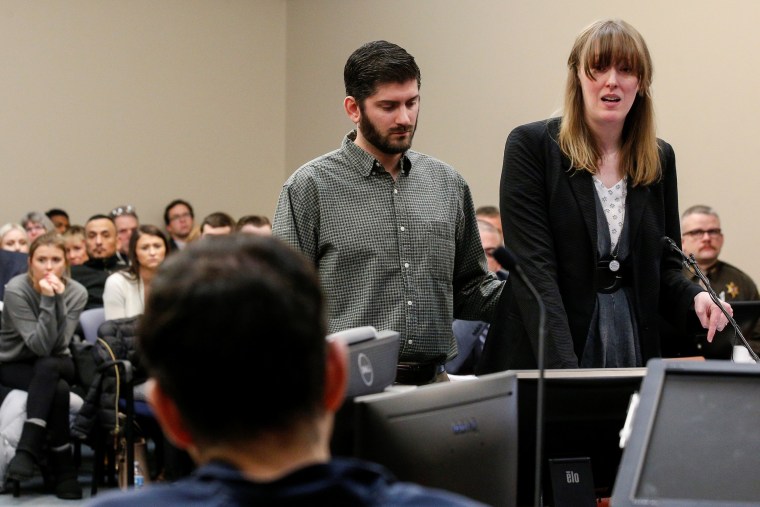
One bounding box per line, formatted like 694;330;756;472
483;19;730;371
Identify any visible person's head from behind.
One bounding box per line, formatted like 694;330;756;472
111;205;140;256
477;219;504;273
139;235;345;459
164;199;195;241
236;215;272;236
0;223;30;253
127;225;168;277
46;208;70;234
28;231;68;292
681;205;724;270
200;212;235;237
62;225;89;266
84;214;119;260
343;40;422;156
20;211;55;242
561;19;659;186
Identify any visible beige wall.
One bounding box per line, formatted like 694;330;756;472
1;0;285;229
3;0;759;282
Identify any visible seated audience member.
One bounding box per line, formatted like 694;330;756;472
46;208;70;234
475;205;502;237
0;232;87;499
236;215;272;236
110;205;140;260
163;199;198;252
70;215;127;309
446;219;509;375
87;235;482;506
103;225;168;320
681;204;760;353
200;212;235;237
0;250;28;303
0;223;30;253
20;211;55;243
62;225;89;266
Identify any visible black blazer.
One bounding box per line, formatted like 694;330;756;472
479;118;701;371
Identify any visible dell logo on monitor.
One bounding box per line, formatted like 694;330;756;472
357;353;374;386
451;417;479;435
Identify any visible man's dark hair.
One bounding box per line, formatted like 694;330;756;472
86;214;115;225
200;212;235;232
344;40;421;105
46;208;69;220
475;205;500;218
163;199;195;226
138;235;327;443
236;215;271;230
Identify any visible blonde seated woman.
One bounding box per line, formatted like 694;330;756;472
0;232;87;499
0;223;30;254
103;225;168;320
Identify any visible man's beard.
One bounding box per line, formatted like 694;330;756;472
358;114;416;155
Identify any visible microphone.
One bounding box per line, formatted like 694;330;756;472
661;236;759;363
493;246;547;507
661;236;690;265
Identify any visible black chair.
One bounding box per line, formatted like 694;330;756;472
72;316;158;495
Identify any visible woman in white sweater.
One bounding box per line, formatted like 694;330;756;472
103;225;168;320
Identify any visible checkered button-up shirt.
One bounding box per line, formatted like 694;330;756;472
273;131;503;363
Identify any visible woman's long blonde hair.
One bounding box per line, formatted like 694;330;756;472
559;19;660;186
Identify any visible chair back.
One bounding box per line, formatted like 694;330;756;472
79;307;106;344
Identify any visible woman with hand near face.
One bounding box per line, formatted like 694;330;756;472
0;232;87;499
482;19;730;372
103;225;168;320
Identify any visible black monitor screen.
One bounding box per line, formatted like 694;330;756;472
612;359;760;505
353;371;518;507
514;368;645;506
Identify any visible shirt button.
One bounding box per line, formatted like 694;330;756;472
394;188;398;194
407;339;413;344
407;301;413;306
404;263;410;268
400;226;405;232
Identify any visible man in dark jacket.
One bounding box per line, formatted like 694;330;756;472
87;235;481;506
70;215;126;309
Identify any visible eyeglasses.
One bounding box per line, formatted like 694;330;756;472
169;212;192;223
110;205;136;218
682;228;722;239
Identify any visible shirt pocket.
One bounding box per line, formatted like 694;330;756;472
426;221;455;282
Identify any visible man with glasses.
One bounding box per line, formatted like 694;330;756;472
163;199;198;252
110;205;139;259
681;205;760;356
680;205;759;303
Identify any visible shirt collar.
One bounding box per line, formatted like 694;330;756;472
343;130;412;178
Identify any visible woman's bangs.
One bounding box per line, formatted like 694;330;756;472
583;28;643;78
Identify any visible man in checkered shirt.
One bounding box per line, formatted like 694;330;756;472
273;41;504;385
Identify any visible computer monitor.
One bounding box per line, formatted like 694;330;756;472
353;371;518;507
693;300;760;359
327;327;400;456
514;368;646;506
612;359;760;506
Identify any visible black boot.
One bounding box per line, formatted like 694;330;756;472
49;446;82;500
7;421;46;481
